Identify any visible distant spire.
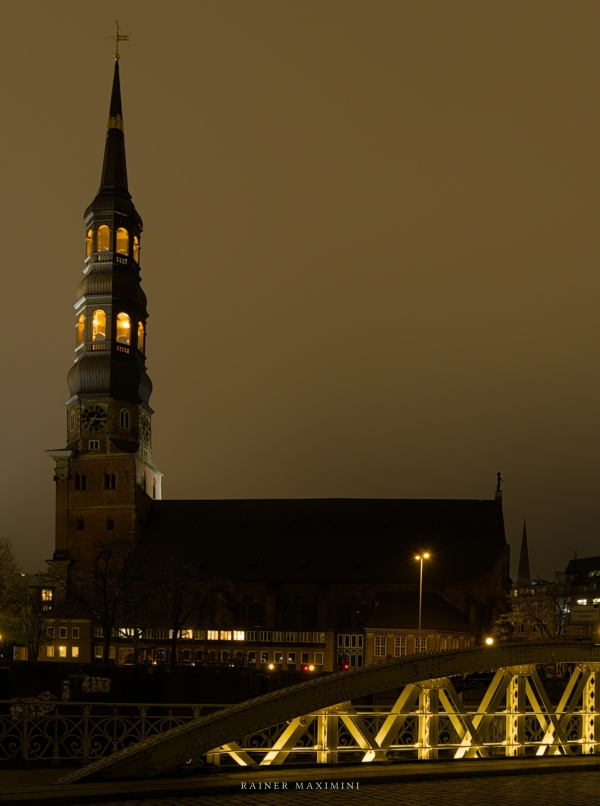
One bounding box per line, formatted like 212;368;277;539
99;60;129;194
516;517;531;585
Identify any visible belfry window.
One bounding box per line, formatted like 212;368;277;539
76;313;84;347
92;310;106;342
116;228;129;255
85;229;93;257
116;313;131;345
133;236;140;263
75;473;87;491
97;225;110;252
137;322;145;352
119;409;130;429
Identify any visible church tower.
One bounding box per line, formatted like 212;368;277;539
48;59;161;568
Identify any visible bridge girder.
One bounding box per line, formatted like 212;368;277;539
59;642;600;783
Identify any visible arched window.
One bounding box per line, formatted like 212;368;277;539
76;517;84;531
92;310;106;342
249;602;264;628
282;604;297;630
137;321;145;352
133;236;140;263
76;313;84;346
119;408;130;429
116;313;131;345
106;517;114;531
97;225;110;252
85;229;93;256
104;472;116;490
116;228;129;255
336;604;352;630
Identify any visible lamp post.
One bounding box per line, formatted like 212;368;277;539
415;553;430;653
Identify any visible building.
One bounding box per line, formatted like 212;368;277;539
44;58;510;670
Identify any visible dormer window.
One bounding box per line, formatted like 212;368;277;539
85;229;93;257
137;321;145;352
76;313;84;347
119;408;130;429
116;228;129;255
97;225;110;252
116;313;131;345
133;236;140;263
92;310;106;342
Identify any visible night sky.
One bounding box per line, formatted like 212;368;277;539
1;1;598;579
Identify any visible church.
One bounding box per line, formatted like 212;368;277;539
45;59;510;671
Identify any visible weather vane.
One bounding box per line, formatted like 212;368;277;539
109;20;130;61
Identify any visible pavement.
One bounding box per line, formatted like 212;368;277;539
2;755;600;805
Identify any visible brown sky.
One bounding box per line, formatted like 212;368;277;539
1;1;598;579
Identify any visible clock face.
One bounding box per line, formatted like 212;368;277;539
140;412;151;444
82;405;107;432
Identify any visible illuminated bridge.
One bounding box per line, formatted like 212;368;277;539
60;641;600;783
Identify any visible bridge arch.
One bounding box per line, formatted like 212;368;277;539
60;642;600;782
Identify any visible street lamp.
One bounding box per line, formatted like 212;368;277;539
415;553;430;653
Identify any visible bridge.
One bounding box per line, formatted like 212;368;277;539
59;642;600;783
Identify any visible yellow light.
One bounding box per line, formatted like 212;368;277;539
485;637;494;646
423;553;430;559
268;663;274;670
309;664;314;671
415;553;430;561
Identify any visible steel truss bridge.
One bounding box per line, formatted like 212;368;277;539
60;642;600;783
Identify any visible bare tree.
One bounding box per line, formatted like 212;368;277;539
150;558;233;665
66;540;146;664
493;588;570;642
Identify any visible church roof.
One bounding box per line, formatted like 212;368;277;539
140;497;506;584
365;591;475;633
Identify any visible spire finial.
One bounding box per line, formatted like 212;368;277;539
109;20;130;61
496;472;503;492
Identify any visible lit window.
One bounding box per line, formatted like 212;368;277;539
58;646;67;658
394;636;407;657
92;309;106;342
95;646;103;659
116;228;129;255
119;409;130;429
180;629;193;639
97;225;110;251
133;235;140;262
418;637;427;652
233;631;245;641
116;313;131;345
439;637;447;650
72;646;79;658
374;636;387;657
451;638;459;648
46;645;55;658
207;630;219;641
76;314;84;347
41;589;53;602
137;321;144;352
220;631;232;641
86;229;93;256
577;599;588;605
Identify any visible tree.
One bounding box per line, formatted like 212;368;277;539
0;538;56;661
65;540;147;664
493;587;570;642
150;558;233;665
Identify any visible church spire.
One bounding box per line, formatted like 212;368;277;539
516;517;531;585
99;60;128;195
